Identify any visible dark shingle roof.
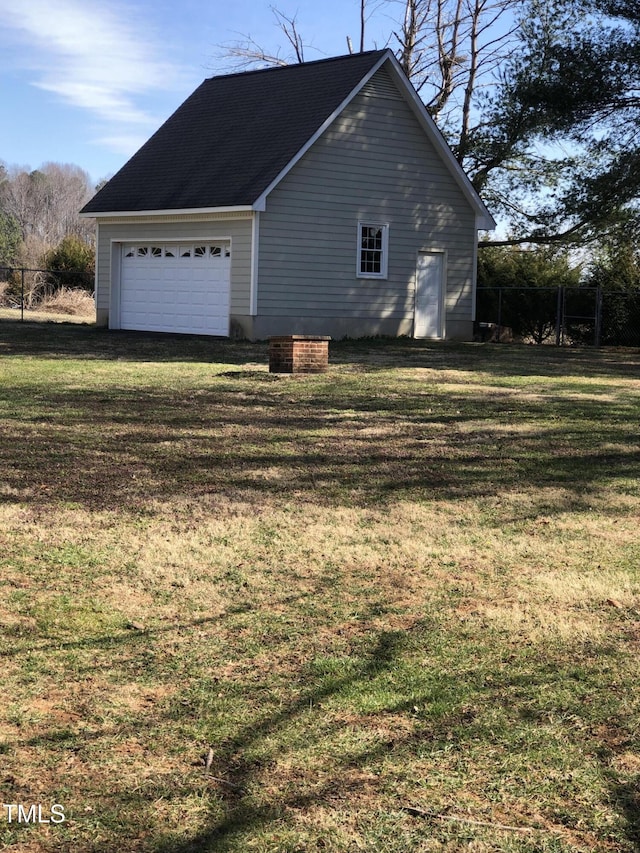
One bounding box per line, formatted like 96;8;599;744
81;50;388;214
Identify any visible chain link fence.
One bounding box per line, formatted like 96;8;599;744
0;265;95;321
475;285;640;347
3;269;639;345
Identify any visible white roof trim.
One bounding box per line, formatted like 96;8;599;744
80;205;254;219
253;49;496;231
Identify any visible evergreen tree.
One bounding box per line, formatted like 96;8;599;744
482;0;640;243
0;212;20;267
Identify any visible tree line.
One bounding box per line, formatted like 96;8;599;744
0;161;96;282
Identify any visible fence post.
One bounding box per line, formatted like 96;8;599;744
555;286;563;346
497;288;503;342
20;268;25;323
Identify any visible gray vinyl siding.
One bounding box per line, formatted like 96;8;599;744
94;215;253;323
257;66;477;333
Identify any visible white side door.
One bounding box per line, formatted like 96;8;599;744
415;251;444;339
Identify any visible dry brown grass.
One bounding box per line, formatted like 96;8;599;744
39;286;95;317
0;279;95;322
0;279;11;305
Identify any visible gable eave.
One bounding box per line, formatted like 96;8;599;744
252;49;393;211
254;49;496;231
80;205;255;219
382;54;497;230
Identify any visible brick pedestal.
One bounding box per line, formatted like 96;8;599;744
269;335;331;374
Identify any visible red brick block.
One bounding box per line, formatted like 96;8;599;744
269;335;331;373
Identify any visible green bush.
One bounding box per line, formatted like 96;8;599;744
582;239;640;346
42;235;95;292
477;245;581;343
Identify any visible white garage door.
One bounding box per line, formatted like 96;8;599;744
120;242;231;336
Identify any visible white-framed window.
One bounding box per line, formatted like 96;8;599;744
357;222;389;278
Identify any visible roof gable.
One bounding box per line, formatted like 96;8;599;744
81;50;388;215
81;49;494;229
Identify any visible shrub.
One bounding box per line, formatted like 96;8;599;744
42;235;95;292
477;245;581;344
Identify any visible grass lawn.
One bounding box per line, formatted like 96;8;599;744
0;321;639;853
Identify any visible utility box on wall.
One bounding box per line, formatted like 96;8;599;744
268;335;331;374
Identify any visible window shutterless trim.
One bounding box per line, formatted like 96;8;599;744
356;221;389;279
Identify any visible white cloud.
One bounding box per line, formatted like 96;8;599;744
0;0;191;127
94;133;150;157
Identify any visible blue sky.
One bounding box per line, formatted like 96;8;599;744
0;0;394;188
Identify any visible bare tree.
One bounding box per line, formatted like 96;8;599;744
217;7;310;69
216;2;380;69
392;0;521;163
42;163;95;242
213;0;529;231
0;162;94;264
216;0;520;170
